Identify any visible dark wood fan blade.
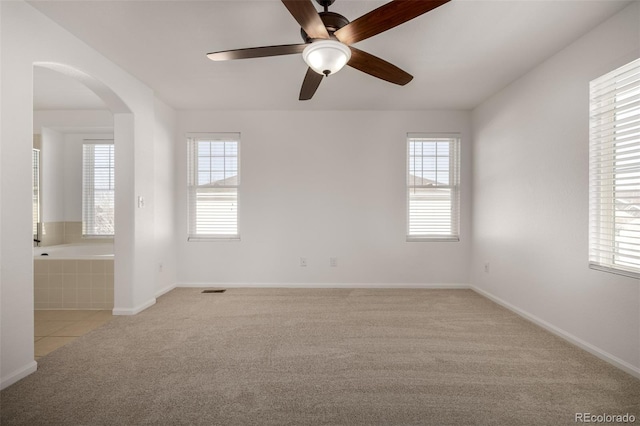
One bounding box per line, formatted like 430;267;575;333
299;67;324;100
334;0;450;45
281;0;329;40
207;44;307;61
348;47;413;85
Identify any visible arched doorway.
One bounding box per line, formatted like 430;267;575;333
32;62;135;328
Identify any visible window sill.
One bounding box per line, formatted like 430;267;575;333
406;236;459;242
589;263;640;280
188;236;240;242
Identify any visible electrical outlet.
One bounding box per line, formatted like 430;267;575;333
300;257;307;267
330;257;338;267
484;262;490;273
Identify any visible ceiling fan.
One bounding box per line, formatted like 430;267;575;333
207;0;451;100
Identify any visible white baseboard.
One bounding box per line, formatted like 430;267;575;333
176;282;470;289
1;360;37;390
155;283;176;298
470;285;640;379
112;297;156;316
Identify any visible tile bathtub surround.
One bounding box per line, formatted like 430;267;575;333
39;221;65;246
64;222;113;244
37;221;114;246
63;221;82;244
34;259;114;309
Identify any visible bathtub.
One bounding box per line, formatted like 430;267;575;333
34;243;113;260
34;243;114;310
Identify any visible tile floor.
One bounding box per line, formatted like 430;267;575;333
34;310;113;360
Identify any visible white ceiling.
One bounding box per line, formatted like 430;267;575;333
29;0;631;111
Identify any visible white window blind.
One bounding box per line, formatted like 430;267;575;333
33;148;41;240
589;58;640;279
82;141;115;237
407;134;460;241
187;133;240;240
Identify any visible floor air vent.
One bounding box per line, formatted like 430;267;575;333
202;289;226;294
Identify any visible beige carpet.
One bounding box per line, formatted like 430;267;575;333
1;288;639;425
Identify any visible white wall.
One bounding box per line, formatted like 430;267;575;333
35;111;114;223
0;1;169;388
177;110;472;286
40;127;65;222
154;98;177;296
471;3;640;375
34;110;112;131
39;131;115;223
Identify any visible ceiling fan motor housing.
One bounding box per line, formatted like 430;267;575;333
300;11;350;42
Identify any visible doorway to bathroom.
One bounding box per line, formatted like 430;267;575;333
32;66;116;358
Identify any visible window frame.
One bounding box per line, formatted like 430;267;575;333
406;133;461;242
82;140;115;238
589;58;640;279
187;133;241;242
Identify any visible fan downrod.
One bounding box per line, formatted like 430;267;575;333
315;0;335;12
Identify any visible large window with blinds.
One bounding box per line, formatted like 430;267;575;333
82;141;115;237
589;58;640;279
407;134;460;241
187;133;240;240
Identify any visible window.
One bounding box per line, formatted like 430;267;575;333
589;58;640;279
187;133;240;240
407;134;460;241
82;141;115;237
33;148;41;241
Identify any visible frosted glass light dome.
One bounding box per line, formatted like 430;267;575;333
302;40;351;76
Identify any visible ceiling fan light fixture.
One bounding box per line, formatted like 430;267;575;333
302;40;351;76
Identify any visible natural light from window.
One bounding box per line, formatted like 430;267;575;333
187;133;240;240
407;134;460;241
589;57;640;278
82;142;115;237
